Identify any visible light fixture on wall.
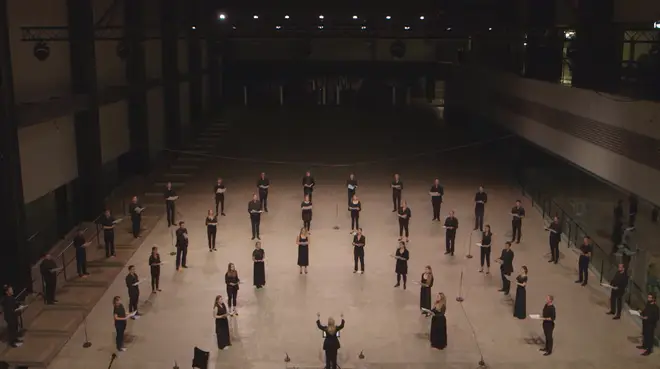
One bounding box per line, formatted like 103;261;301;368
33;41;50;61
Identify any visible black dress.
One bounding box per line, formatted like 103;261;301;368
215;303;231;349
513;275;527;319
297;236;309;266
420;273;434;311
395;248;409;275
430;306;447;349
301;201;312;222
253;249;266;287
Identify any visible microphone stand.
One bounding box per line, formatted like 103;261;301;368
82;312;92;348
169;229;176;256
333;202;340;230
107;353;117;369
456;270;465;302
466;231;474;259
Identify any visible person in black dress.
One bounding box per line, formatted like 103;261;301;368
346;173;358;206
113;296;131;352
301;194;313;232
607;263;628;319
206;210;218;251
496;241;515;295
545;216;562;263
297;228;310;274
40;253;59;304
349;194;362;234
540;295;556;356
2;285;24;347
225;263;240;315
637;293;659;355
420;266;434;315
214;295;231;350
214;178;227;216
474;186;487;231
430;292;447;350
443;210;458;256
510;200;525;244
164;182;177;227
352;228;365;274
576;236;592;286
429;179;444;221
257;172;270;212
252;242;266;288
513;266;528;319
149;246;162;293
478;225;492;274
391;173;403;212
398;200;412;242
316;313;345;369
302;171;315;201
73;230;90;277
393;241;409;289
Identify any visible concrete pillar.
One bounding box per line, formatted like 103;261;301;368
279;85;284;106
243;86;248;106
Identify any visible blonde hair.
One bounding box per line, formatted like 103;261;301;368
326;317;337;335
434;293;447;310
300;227;308;237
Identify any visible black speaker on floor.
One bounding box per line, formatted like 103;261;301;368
192;347;209;369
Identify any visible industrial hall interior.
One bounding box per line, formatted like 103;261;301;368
1;0;660;368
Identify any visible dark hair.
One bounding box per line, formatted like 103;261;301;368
129;265;135;270
522;266;528;274
179;221;185;226
505;241;512;247
152;246;157;252
113;296;121;304
515;199;521;203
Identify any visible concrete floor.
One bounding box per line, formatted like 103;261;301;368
44;109;658;369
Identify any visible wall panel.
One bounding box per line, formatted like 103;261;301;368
202;74;209;114
201;40;207;69
147;87;165;158
179;82;190;139
178;39;188;74
18;116;78;203
99;101;130;164
145;40;162;80
8;0;71;102
93;0;125;88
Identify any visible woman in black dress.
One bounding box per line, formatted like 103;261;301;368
301;195;312;232
513;266;528;319
213;295;231;350
225;263;240;315
349;194;362;235
297;227;310;274
252;242;266;288
479;225;493;274
206;209;218;251
430;292;447;350
420;266;434;316
112;296;131;352
316;312;345;369
392;241;409;289
149;246;162;293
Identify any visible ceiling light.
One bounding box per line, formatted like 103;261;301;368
488;27;492;31
386;15;391;20
276;25;281;30
218;13;226;20
353;15;358;20
404;26;410;30
284;15;290;19
319;15;324;19
361;25;367;30
253;15;259;19
318;25;324;29
446;27;452;31
191;26;196;30
420;16;425;20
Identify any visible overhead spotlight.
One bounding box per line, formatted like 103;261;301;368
253;15;259;19
318;25;324;29
361;25;367;30
523;42;527;46
276;25;281;30
420;16;425;20
319;15;324;19
191;26;196;30
488;27;492;31
404;26;411;30
218;13;226;20
353;15;358;20
284;15;290;19
33;41;50;61
385;15;391;20
232;25;237;30
446;27;452;31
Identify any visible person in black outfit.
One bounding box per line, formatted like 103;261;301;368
164;182;177;227
510;200;525;243
397;200;412;242
248;194;262;240
628;194;638;227
253;242;266;288
214;178;226;216
496;242;515;295
301;194;313;232
478;225;492;274
40;254;58;304
149;246;162;293
73;230;90;277
214;295;231;349
346;173;358;206
420;266;434;315
175;221;189;270
302;171;315;201
637;293;659;355
443;210;458;256
611;217;624;254
429;179;444;221
316;313;345;369
257;172;270;212
2;285;24;347
513;266;528;319
474;186;487;231
393;241;409;289
128;196;144;238
606;263;628;319
540;295;556;356
206;210;218;251
125;265;140;319
297;228;310;274
545;216;562;264
430;292;447;350
352;228;365;274
391;173;403;212
225;263;240;315
575;236;592;286
98;210;117;258
113;296;130;352
349;194;362;234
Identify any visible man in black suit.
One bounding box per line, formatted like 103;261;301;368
496;242;514;295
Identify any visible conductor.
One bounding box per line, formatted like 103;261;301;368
317;312;345;369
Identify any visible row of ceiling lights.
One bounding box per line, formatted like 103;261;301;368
218;13;428;21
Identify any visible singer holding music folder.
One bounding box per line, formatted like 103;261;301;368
253;242;266;288
164;182;178;227
346;173;358;206
352;228;366;274
546;216;562;264
398;201;412;242
206;210;218;251
257;172;270;212
297;227;310;274
391;173;403;212
443;210;459;256
2;285;24;347
513;266;528;319
478;225;493;274
129;196;145;238
605;263;628;319
301;194;313;232
316;312;345;369
125;266;140;319
40;254;59;304
225;263;240;315
248;194;262;240
98;209;117;258
576;236;592;286
175;221;189;270
510;200;525;244
214;295;231;350
349;194;362;234
149;246;162;293
214;178;227;216
496;242;514;295
302;171;316;201
113;296;131;352
393;241;409;289
429;179;444;221
540;295;556;356
430;292;447;350
474;186;487;231
420;266;434;315
637;293;659;355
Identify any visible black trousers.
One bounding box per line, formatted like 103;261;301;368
392;191;401;211
348;190;355;206
351;214;359;230
304;190;313;201
259;191;268;211
511;221;522;242
44;276;56;303
474;211;484;231
399;220;409;238
132;216;141;238
549;239;560;263
165;201;175;226
396;273;407;285
431;198;441;220
128;291;139;313
642;324;655;352
207;228;217;249
250;215;261;238
501;270;511;293
104;231;115;257
303;220;311;231
215;194;225;214
325;349;338;369
76;249;87;275
5;318;19;345
578;256;589;283
176;247;188;269
609;291;623;316
115;322;126;350
480;247;491;267
354;249;364;272
227;287;238;308
151;270;160;290
445;232;456;254
542;322;554;353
